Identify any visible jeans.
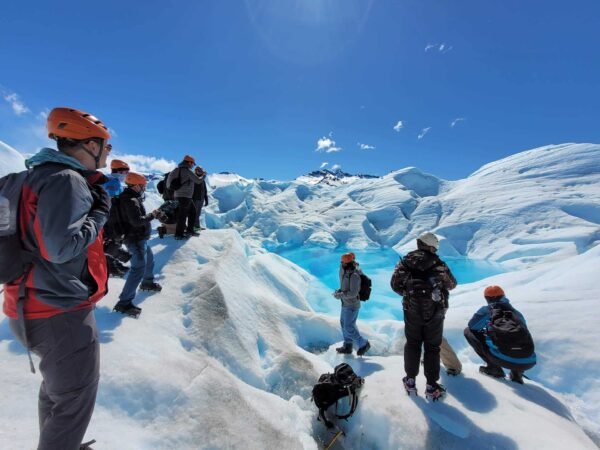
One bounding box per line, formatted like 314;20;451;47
340;306;367;348
118;240;154;305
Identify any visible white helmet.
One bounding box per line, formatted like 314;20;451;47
417;232;439;250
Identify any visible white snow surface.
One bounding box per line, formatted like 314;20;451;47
0;140;26;177
0;142;599;449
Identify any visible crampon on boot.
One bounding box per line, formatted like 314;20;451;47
510;370;524;384
479;365;505;378
425;382;446;401
140;281;162;292
357;341;371;356
335;343;353;354
403;376;417;396
113;303;141;318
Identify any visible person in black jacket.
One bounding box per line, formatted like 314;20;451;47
390;232;457;400
192;166;209;232
113;172;162;316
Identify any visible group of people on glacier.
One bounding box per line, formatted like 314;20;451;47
332;231;537;401
0;105;536;448
0;107;209;449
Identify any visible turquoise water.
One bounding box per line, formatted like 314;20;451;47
274;246;506;321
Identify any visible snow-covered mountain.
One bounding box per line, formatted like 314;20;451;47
1;142;599;449
0;140;25;177
205;143;600;269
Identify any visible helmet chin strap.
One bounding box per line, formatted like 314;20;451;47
79;140;104;170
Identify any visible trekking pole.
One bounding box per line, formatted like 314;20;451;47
324;430;344;450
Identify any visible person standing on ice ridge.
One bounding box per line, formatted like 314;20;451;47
192;165;209;232
391;232;457;400
2;107;111;449
333;252;371;356
166;155;204;240
112;172;162;317
464;285;536;384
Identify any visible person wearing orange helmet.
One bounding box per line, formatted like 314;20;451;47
3;107;112;449
465;286;536;384
111;173;162;317
332;252;371;356
166;155;205;239
103;156;130;198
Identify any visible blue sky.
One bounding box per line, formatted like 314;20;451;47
1;0;598;180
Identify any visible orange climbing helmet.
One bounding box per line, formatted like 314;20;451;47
110;159;130;171
341;252;356;264
47;107;111;141
484;285;505;299
183;155;195;165
124;172;147;186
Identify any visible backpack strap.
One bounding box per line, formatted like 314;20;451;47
318;407;335;429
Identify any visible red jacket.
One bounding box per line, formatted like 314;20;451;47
3;149;109;319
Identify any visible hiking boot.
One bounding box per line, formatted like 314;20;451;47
193;226;202;232
158;226;167;239
113;302;141;318
509;370;524;384
446;368;461;376
336;343;353;354
425;382;447;401
174;234;188;240
479;365;505;378
403;376;417;395
186;230;200;237
140;281;162;292
357;341;371;356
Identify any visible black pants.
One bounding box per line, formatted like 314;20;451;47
193;199;204;228
404;310;444;384
464;327;535;372
11;308;99;450
175;197;196;237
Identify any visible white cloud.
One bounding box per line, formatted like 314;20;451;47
109;153;177;174
3;92;30;116
425;43;453;54
451;117;465;128
331;164;341;171
319;162;328;169
418;127;431;140
315;133;342;153
393;120;404;132
358;142;375;150
38;108;50;120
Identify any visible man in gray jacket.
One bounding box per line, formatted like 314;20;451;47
3;107;111;450
166;155;204;240
332;252;371;356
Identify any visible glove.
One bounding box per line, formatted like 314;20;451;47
332;290;343;299
89;184;111;216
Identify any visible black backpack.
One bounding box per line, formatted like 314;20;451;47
486;304;535;358
391;257;443;320
312;363;364;428
0;171;33;284
169;168;184;191
358;273;371;301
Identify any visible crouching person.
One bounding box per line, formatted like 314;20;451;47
113;173;162;317
464;285;536;384
333;252;370;356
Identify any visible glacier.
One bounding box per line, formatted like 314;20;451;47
0;141;599;449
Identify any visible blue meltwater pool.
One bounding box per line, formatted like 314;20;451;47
273;245;506;321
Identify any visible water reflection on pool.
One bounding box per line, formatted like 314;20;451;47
272;245;506;321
